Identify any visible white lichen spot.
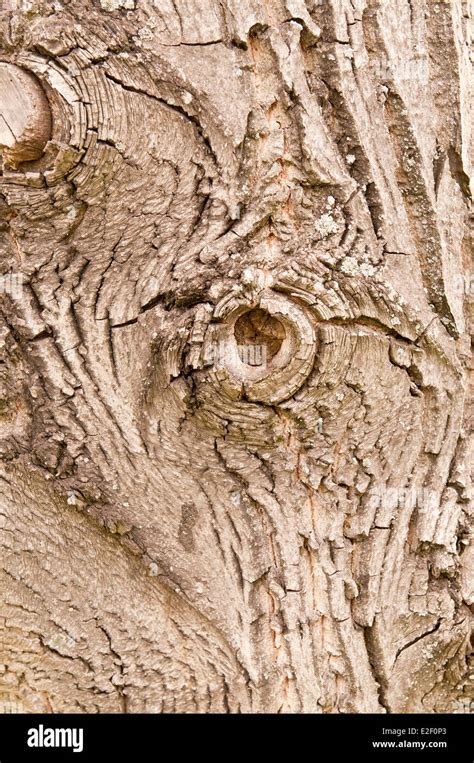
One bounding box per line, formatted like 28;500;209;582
45;633;75;651
241;268;255;285
326;195;336;208
241;267;272;289
100;0;135;10
340;256;360;275
346;153;356;164
359;262;376;277
182;91;193;104
315;213;340;238
138;27;154;40
148;562;159;577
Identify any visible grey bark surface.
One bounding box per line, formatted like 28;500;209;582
0;0;472;713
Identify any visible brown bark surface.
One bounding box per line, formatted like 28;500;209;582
0;0;472;713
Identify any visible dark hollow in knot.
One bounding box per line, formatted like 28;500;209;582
234;308;286;367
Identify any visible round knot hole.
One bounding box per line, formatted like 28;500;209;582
234;308;286;367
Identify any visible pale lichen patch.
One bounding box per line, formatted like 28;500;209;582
314;213;341;239
99;0;135;11
340;256;360;275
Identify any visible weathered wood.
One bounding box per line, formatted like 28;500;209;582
0;0;472;714
0;63;51;167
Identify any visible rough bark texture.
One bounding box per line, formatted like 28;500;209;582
0;0;472;714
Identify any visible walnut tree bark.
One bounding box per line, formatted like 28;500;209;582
0;0;472;714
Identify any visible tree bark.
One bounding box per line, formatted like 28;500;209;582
0;0;472;714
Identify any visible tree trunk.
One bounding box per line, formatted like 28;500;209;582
0;0;472;714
